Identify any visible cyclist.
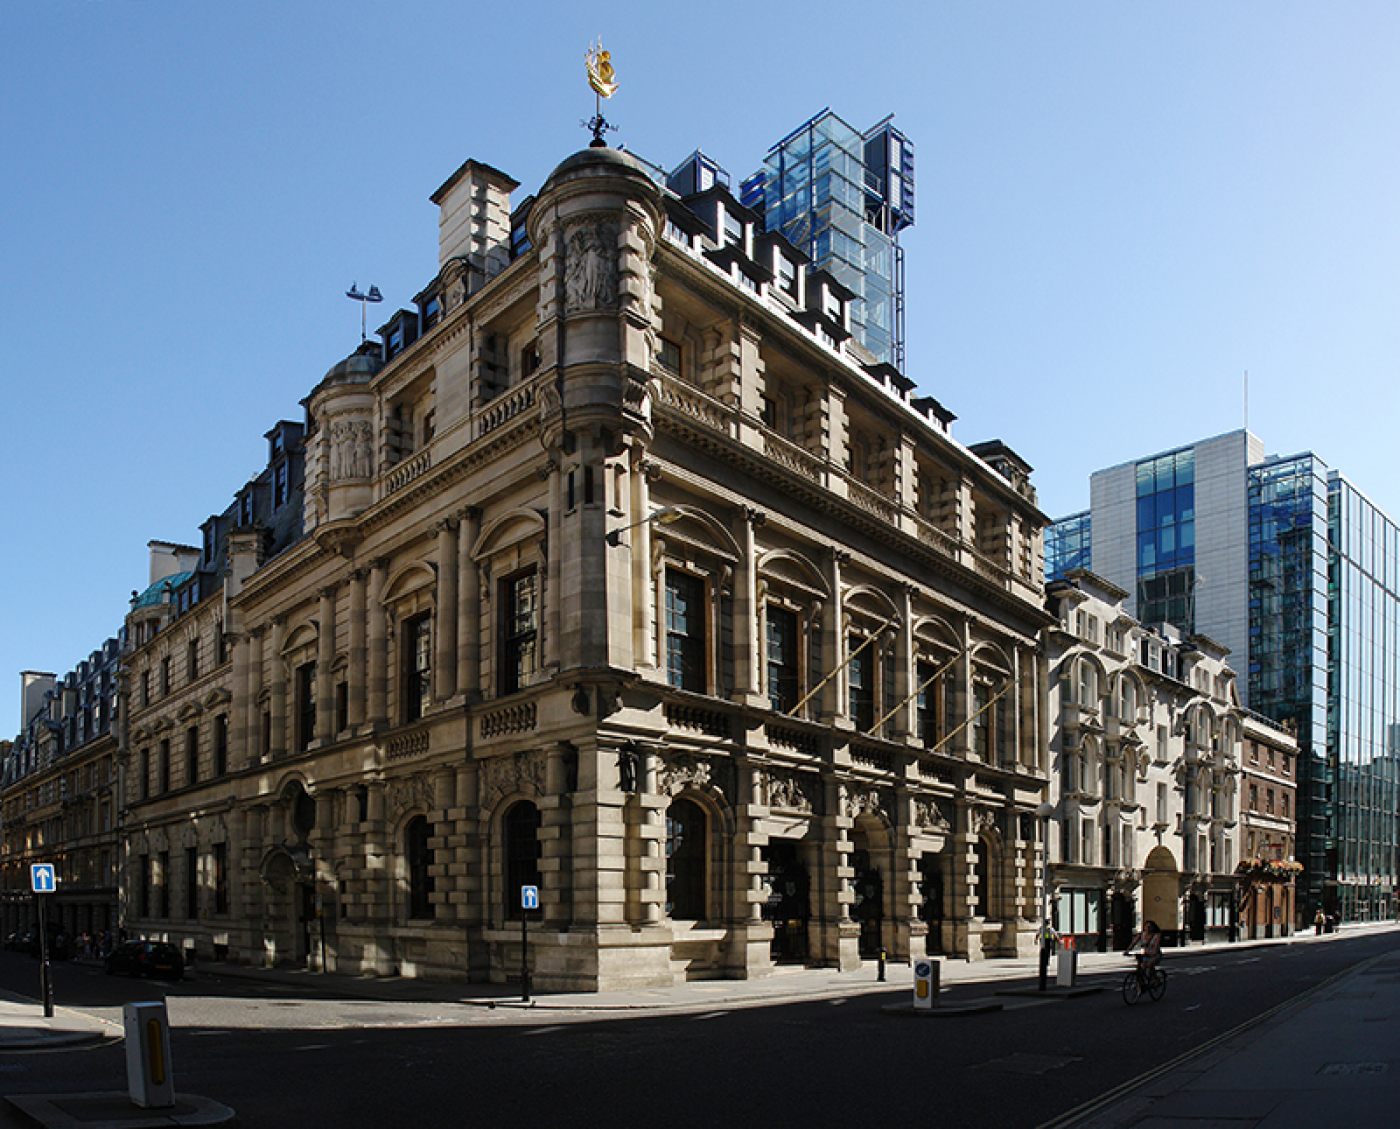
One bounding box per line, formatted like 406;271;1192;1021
1126;919;1162;978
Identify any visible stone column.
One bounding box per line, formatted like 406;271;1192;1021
246;627;264;763
824;550;848;722
230;632;251;767
347;571;367;729
316;586;336;744
268;619;286;759
456;510;480;699
434;517;459;703
733;507;763;701
367;563;388;727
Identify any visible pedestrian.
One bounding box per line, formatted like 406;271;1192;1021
1314;908;1325;936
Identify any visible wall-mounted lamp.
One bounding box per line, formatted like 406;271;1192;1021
606;506;683;547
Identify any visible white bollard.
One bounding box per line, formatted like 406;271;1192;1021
1056;947;1078;988
124;1000;174;1109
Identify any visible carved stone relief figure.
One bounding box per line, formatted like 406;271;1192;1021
762;769;817;814
842;786;889;822
481;751;547;806
658;752;711;797
564;221;618;311
386;773;435;821
914;797;951;832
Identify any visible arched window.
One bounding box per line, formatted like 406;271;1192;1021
1118;677;1136;722
503;801;541;920
665;798;707;920
406;816;434;919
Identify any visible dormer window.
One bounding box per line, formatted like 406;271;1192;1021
387;324;405;358
776;255;796;294
723;211;744;251
823;288;842;320
422;294;442;329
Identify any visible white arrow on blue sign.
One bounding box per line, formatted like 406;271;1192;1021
521;885;540;911
30;864;56;894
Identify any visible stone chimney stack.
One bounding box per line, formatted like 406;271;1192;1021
432;159;519;290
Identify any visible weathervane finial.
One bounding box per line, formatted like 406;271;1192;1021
583;38;619;147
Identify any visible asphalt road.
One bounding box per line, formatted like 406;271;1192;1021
0;932;1393;1128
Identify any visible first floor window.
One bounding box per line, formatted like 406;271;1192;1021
403;614;432;722
766;606;800;713
848;636;875;732
296;662;316;750
501;571;538;695
665;569;707;693
213;843;229;915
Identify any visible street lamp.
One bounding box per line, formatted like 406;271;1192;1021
1036;800;1055;991
605;505;683;547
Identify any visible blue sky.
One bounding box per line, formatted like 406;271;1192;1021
3;2;1397;730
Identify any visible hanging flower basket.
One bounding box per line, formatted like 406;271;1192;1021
1237;858;1302;883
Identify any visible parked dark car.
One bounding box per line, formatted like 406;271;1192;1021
104;940;184;981
3;931;33;953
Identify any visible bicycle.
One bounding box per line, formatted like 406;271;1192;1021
1122;954;1167;1004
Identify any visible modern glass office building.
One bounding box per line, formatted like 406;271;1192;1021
1049;430;1400;921
739;110;914;369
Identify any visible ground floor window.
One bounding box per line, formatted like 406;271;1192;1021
1207;891;1231;927
1057;887;1102;935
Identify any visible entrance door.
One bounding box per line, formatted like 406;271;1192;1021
919;859;944;954
761;841;810;963
852;850;883;959
1110;893;1134;951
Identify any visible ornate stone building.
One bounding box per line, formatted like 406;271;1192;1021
1046;570;1243;950
116;143;1051;990
1;642;122;943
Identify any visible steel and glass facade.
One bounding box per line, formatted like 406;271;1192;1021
1045;511;1091;581
1326;475;1400;919
1248;454;1330;912
740;110;914;369
1052;431;1400;923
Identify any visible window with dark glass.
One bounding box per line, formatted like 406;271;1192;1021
657;337;681;376
187;638;199;682
159;739;171;793
296;661;316;750
503;801;541;920
666;798;707;920
336;681;348;733
500;571;538;695
273;462;289;510
157;851;170;918
213;842;228;915
185;726;199;786
214;715;227;777
407;816;435;919
140;748;151;800
185;846;198;920
665;569;707;693
140;854;151;918
766;606;800;713
848;636;875;732
160;656;171;696
917;661;944;746
403;615;432;722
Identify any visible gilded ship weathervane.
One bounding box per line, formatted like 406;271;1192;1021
584;38;618;146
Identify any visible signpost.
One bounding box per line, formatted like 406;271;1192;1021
520;885;539;1004
31;864;57;1018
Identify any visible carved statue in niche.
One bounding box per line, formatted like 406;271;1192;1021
658;753;711;797
914;797;951;832
564;221;618;311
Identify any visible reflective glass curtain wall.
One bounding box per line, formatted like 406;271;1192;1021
1327;475;1400;921
1135;449;1196;630
1248;456;1331;913
1046;511;1092;582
